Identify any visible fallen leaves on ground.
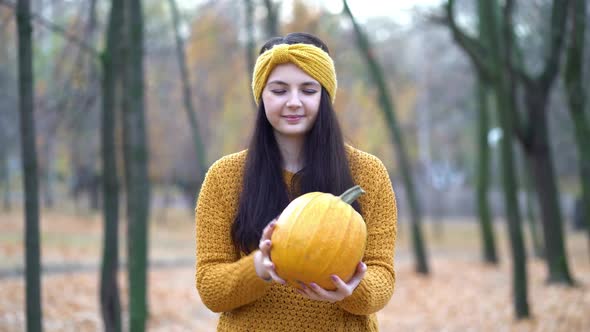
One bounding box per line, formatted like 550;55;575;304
0;254;588;331
1;211;589;331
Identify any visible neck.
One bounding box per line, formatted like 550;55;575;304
274;133;305;173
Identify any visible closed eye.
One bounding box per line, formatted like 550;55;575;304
271;90;287;95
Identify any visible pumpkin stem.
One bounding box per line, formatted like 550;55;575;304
339;185;365;205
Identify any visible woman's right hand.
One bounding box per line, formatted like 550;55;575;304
254;219;286;284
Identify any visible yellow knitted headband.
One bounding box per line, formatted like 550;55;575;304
251;43;337;105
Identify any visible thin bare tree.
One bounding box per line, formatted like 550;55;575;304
16;0;43;329
99;0;123;330
168;0;207;186
122;0;151;329
342;0;429;274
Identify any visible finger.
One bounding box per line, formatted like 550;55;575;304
263;257;285;284
346;262;367;287
262;255;274;269
309;283;339;302
298;283;321;300
259;239;272;255
261;224;274;241
329;275;350;294
261;219;277;241
268;267;286;284
296;287;315;300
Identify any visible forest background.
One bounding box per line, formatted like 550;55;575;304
0;0;589;331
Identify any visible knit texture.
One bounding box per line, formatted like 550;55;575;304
252;43;337;105
195;145;397;332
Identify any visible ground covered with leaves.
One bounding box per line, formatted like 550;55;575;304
0;210;589;331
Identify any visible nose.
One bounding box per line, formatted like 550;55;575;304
286;91;302;108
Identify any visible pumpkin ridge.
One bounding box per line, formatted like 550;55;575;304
315;199;354;286
298;193;334;282
271;192;321;280
274;193;319;280
348;209;367;268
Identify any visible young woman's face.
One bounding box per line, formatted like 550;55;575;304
261;62;321;139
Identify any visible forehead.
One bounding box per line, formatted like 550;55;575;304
266;63;319;85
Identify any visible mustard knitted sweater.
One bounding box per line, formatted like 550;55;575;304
195;145;397;332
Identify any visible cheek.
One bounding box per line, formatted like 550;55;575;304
264;101;280;118
262;92;283;110
262;96;279;115
307;98;321;119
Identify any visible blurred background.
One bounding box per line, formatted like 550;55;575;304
0;0;589;331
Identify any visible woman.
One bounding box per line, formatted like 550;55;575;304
195;32;397;331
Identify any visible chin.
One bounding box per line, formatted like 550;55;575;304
277;128;309;138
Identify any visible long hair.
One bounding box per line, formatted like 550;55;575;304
231;32;360;254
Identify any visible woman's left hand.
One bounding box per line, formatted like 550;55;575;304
296;262;367;303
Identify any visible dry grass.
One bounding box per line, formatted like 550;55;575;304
0;210;589;331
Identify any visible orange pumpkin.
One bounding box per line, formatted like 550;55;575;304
270;185;367;290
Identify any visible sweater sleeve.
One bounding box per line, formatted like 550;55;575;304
337;159;397;315
195;163;270;313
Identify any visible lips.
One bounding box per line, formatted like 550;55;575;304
283;115;304;123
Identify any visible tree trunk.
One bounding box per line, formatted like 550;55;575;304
570;112;590;257
498;122;529;318
489;0;529;317
0;149;11;211
501;0;541;265
244;0;257;111
168;0;207;185
17;0;43;329
263;0;279;38
343;0;429;274
123;0;150;330
41;141;54;209
476;80;498;264
454;0;529;317
99;0;123;330
244;0;256;74
507;0;574;285
522;160;544;259
564;0;590;259
493;74;529;319
524;92;573;284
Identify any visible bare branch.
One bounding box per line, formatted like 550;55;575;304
0;0;100;58
501;0;527;142
539;0;570;90
445;0;493;81
424;10;448;26
500;0;534;90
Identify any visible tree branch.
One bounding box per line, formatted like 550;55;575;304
501;0;528;143
500;0;534;91
445;0;493;81
263;0;279;38
563;0;586;112
539;0;570;91
0;0;100;58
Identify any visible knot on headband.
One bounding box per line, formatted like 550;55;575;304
271;44;291;64
251;43;337;105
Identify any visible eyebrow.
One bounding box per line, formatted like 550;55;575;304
266;80;320;87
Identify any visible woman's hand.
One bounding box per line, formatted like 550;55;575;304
296;262;367;303
254;219;286;284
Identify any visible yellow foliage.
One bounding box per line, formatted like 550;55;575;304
338;80;397;174
393;85;418;124
282;0;322;34
146;61;190;182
